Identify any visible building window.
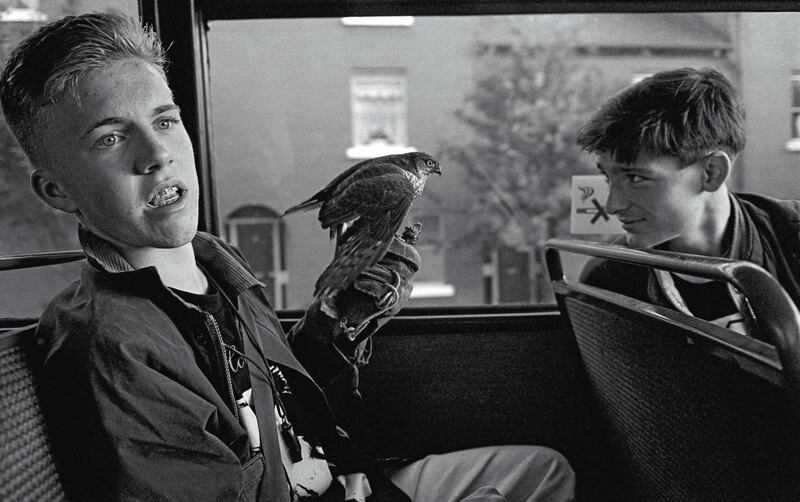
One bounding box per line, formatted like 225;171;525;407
409;214;455;299
789;72;800;152
347;69;415;159
226;205;288;308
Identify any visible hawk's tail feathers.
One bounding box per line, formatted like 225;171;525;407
314;237;387;297
281;198;323;217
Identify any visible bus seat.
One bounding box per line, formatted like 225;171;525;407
0;324;67;502
545;238;800;502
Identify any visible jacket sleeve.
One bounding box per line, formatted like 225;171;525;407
38;319;250;502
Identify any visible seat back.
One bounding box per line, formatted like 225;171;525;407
0;324;67;502
546;238;800;502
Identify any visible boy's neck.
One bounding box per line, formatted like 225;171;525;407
669;188;732;257
122;243;209;294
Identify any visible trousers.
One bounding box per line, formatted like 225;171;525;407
388;445;575;502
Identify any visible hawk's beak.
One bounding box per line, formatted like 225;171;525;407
433;165;442;175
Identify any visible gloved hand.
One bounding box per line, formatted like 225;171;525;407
323;222;421;347
289;224;421;389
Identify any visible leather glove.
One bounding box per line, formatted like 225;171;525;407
289;224;421;390
324;222;421;347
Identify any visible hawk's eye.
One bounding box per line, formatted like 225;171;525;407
426;160;436;167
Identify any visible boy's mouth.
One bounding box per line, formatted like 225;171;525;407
148;186;184;208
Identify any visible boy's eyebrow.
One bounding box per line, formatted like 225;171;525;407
81;116;124;138
153;104;180;116
620;164;644;173
81;104;181;138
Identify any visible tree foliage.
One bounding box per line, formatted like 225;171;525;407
443;28;611;301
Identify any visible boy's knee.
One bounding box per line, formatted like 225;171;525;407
538;446;574;473
527;446;576;502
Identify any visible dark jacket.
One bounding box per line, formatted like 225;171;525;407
35;228;398;502
580;192;800;340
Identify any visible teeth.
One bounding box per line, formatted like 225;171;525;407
149;186;181;207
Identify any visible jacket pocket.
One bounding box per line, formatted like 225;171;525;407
239;453;265;502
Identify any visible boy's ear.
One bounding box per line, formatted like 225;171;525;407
31;169;78;213
701;151;731;192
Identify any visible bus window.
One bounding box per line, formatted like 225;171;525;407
205;12;799;308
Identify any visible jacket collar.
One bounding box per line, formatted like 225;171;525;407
647;192;768;327
726;192;772;274
726;191;751;261
78;225;264;296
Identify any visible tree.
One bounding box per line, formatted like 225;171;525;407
442;24;610;302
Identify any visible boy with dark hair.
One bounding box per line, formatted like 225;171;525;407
578;67;800;337
0;12;574;502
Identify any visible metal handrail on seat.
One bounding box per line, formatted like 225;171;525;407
0;250;84;272
545;237;800;418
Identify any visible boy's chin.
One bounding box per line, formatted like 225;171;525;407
155;226;198;249
624;232;666;250
97;227;198;251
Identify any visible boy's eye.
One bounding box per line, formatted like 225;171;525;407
157;118;180;130
627;174;645;183
94;133;121;148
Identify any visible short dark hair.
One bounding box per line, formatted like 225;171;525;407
576;67;746;166
0;12;166;169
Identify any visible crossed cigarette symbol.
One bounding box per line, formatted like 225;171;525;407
576;197;610;224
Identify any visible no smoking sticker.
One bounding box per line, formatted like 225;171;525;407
570;175;624;235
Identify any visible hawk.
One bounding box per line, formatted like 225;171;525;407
282;151;441;301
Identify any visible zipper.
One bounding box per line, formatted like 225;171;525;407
206;313;239;421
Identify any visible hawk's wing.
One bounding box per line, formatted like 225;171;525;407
282;156;407;216
317;162;414;229
314;166;416;295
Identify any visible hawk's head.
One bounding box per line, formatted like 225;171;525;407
409;151;442;178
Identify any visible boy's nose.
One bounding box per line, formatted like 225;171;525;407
604;184;628;215
134;131;172;174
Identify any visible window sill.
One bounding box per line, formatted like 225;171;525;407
346;145;416;160
410;281;456;299
341;17;414;27
785;138;800;152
